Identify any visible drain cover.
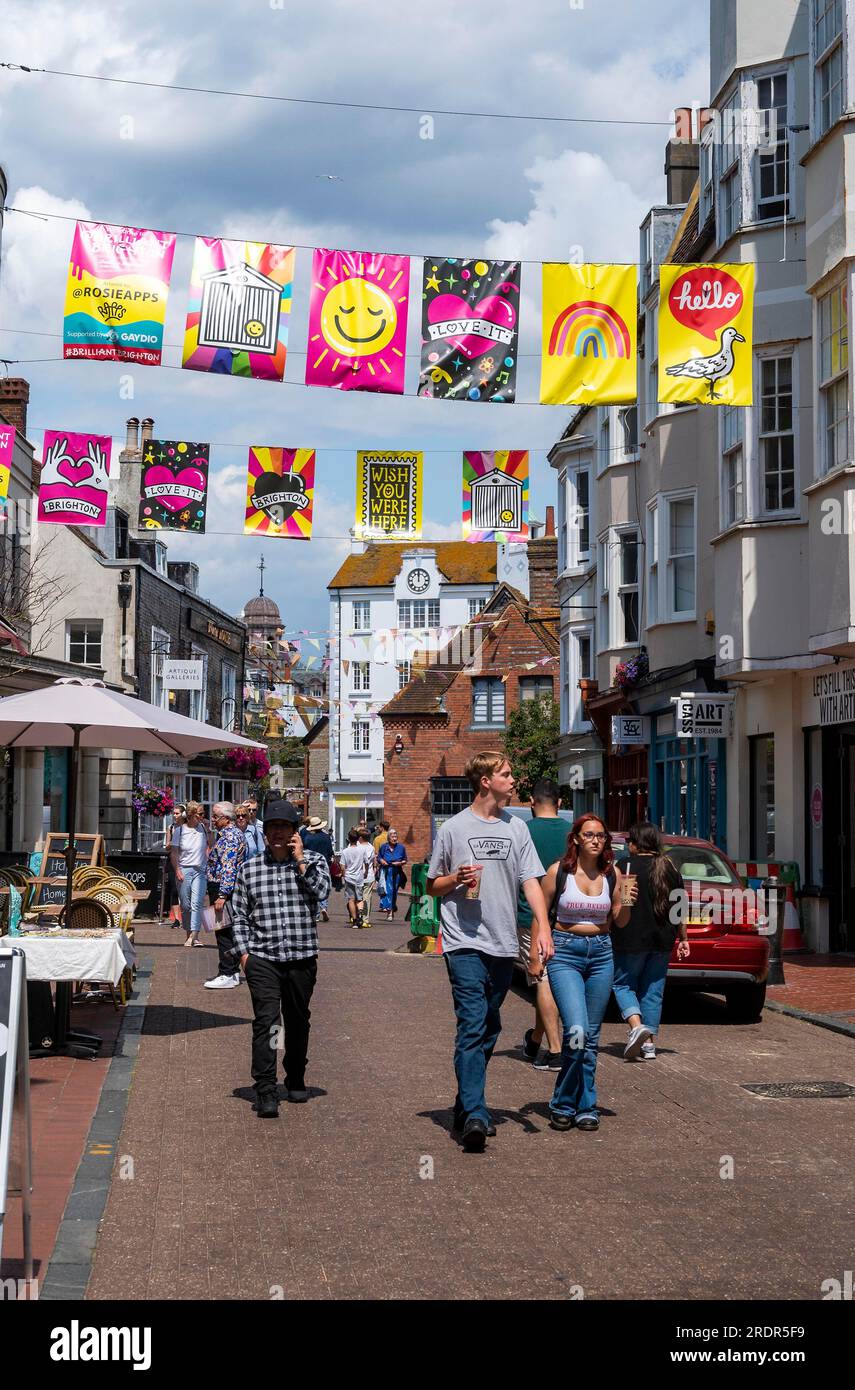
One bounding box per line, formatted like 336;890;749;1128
741;1080;855;1100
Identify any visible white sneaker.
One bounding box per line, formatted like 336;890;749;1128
204;974;241;989
641;1041;656;1060
624;1023;653;1060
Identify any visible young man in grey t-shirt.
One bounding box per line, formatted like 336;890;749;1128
427;752;553;1152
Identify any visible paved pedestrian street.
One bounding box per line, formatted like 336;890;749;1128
78;899;854;1302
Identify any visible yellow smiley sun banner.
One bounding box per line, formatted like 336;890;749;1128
540;263;637;405
658;264;754;405
305;248;410;394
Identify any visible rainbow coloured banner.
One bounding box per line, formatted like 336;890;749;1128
355;451;422;538
62;221;176;366
0;423;14;521
245;448;315;540
182;238;295;380
539;264;637;405
38;431;112;527
305;249;410;394
659;264;754;405
463;450;529;543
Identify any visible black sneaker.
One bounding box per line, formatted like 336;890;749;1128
461;1117;488;1153
533;1050;563;1071
521;1028;540;1062
256;1092;279;1119
452;1106;495;1137
286;1087;310;1103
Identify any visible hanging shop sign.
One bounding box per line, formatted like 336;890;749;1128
673;693;735;739
805;661;855;727
611;715;650;745
162;659;204;690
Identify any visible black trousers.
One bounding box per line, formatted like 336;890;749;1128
208;880;238;977
245;953;318;1095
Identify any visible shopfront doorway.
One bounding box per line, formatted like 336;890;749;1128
806;725;855;952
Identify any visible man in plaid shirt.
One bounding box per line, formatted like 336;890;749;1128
231;799;331;1119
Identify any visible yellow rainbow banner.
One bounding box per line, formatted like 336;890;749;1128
540;264;637;405
659;264;754;405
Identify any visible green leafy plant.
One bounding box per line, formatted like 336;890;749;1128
502;695;559;802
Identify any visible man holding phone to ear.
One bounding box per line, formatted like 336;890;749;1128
231;799;332;1119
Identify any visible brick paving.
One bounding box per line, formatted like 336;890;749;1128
768;953;855;1026
79;895;855;1301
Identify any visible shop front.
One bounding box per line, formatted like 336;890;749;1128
801;659;855;952
329;788;384;851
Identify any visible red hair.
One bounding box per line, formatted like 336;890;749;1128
560;814;614;875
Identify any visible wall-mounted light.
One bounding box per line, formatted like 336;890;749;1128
393;735;404;755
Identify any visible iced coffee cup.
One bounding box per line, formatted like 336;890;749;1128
620;873;637;907
461;864;483;900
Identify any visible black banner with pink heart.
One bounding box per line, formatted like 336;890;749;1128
419;258;520;403
138;439;210;532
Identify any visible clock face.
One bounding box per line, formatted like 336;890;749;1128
407;567;430;594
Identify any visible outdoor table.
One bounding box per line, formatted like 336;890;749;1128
13;928;136;1057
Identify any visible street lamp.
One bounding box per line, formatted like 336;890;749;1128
393;735;404;755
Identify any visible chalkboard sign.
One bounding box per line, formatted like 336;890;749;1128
34;833;104;906
107;853;164;915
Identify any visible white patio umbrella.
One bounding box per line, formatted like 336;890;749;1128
0;676;265;910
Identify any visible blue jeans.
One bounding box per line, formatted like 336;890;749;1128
612;950;670;1034
177;865;205;935
445;949;514;1125
546;932;614;1119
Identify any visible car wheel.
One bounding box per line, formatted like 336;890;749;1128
725;982;767;1021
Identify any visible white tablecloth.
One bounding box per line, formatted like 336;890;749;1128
13;929;136;985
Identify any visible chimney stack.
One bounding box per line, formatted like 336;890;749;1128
664;137;699;206
125;417;140;451
545;505;556;538
526;533;559;612
0;378;30;438
140;417;154;445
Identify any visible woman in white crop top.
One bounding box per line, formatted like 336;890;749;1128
537;815;637;1133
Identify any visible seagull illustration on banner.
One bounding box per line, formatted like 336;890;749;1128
664;326;746;400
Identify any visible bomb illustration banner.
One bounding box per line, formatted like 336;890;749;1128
139;440;209;532
462;450;529;543
62;221;176;365
182;238;295;380
38;431;112;526
419;259;520;402
305;249;410;394
658;264;754;405
355;451;422;539
540;264;637;405
245;448;315;540
0;423;14;521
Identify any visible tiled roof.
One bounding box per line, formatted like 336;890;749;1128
380;668;456;716
328;541;498;589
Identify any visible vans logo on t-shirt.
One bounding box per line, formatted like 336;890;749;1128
468;836;512;860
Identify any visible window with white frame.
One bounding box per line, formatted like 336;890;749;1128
558;473;568;571
66;620;102;667
756;74;790;221
221;662;237;730
154;541;168;577
720;88;740;174
598;537;610;648
468;597;487;620
666;496;696;617
188;645;208;722
352;719;371;753
397;661;412;689
561;633;570;729
645;306;659;427
759;356;796;511
520;676;553;702
646;504;659;626
574;629;593;729
721;166;742;240
721;405;746;527
814;0;844;138
398;599;440;628
352;600;371;631
565;466;591;566
352;661;371;692
472;677;505;726
598;412;610;474
819;281;849;474
640;220;652;298
151;627;170;708
619;406;639;458
616;530;640;645
699;124;715;226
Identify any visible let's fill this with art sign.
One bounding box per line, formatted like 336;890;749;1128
355;451;422;538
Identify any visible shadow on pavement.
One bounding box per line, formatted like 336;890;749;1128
142;1005;247;1035
231;1085;328;1107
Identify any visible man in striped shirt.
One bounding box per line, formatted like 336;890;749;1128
231;799;331;1119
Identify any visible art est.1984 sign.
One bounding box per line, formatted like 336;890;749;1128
673;693;735;739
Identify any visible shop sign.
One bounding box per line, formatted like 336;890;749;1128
673;693;735;738
189;609;241;651
811;785;823;828
162;659;204;690
809;662;855;726
709;761;718;842
611;715;649;745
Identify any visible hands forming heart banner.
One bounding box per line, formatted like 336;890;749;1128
60;221;756;406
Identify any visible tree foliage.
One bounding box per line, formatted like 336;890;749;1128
502;696;560;801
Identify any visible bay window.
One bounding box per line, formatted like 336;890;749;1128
760;356;796;511
819;280;849;474
721;405;745;527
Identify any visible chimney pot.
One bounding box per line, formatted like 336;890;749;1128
140;417;154;444
125;417;140;451
0;377;30;439
545;505;556;537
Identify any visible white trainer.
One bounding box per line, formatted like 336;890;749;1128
204;974;241;989
641;1041;656;1059
624;1023;653;1060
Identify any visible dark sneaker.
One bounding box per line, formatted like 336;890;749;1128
549;1112;574;1131
452;1106;495;1137
533;1050;563;1071
521;1028;540;1062
256;1093;279;1119
286;1087;310;1103
461;1117;488;1153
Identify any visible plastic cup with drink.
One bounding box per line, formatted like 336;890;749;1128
459;863;483;900
620;873;637;907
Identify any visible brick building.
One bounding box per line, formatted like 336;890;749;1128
379;534;559;863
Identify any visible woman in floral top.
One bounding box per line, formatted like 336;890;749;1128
204;802;247;990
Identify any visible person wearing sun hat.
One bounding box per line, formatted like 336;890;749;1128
231;799;331;1119
300;815;334;922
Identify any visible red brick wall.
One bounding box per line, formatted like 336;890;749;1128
381;604;559;863
527;536;558;611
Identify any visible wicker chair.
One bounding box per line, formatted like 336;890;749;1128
59;897;127;1009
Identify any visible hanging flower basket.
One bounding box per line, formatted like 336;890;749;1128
132;783;175;817
614;649;649;690
222;747;271;781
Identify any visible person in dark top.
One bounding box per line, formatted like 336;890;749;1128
516;780;568;1071
299;816;334;922
614;822;690;1060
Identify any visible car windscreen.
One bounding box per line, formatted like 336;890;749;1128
661;845;739;885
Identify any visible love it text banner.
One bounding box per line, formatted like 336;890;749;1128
419;259;520;402
305;249;410;394
540;264;636;405
38;431;111;526
0;424;14;520
355;451;422;538
182;238;295;380
245;448;315;540
463;450;529;543
139;440;209;532
659;264;754;405
63;222;176;366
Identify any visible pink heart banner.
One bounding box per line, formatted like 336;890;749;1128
138;439;209;532
419;258;520;403
38;430;112;526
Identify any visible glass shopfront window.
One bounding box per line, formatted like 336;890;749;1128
43;747;71;842
648;729;726;849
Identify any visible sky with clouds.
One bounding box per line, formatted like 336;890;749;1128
0;0;709;632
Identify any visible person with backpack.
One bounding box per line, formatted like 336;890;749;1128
540;814;635;1132
613;822;689;1061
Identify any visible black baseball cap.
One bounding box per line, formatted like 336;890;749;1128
263;799;301;826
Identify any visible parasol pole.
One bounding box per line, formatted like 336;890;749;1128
64;726;83;915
